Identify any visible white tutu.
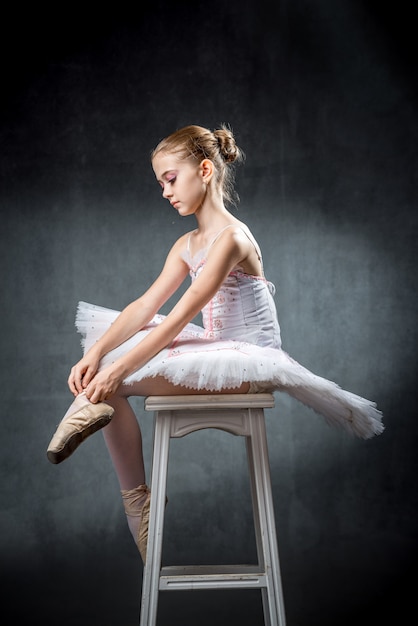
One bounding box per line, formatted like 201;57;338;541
75;300;384;440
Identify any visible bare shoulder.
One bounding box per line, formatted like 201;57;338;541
209;221;262;275
218;221;259;252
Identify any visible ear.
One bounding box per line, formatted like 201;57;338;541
199;159;214;183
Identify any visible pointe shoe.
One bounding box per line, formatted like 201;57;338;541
47;402;114;465
138;492;152;563
122;484;151;563
122;485;168;563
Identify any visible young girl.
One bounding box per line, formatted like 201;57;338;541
47;124;384;562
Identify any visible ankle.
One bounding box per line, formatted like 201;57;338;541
121;484;150;517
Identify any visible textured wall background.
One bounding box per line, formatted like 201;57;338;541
1;1;416;624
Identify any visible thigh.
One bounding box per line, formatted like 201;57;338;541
119;376;250;398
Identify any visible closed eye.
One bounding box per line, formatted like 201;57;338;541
158;177;176;189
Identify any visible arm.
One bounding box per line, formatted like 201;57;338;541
69;234;190;395
81;227;252;402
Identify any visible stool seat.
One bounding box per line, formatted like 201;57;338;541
140;394;286;626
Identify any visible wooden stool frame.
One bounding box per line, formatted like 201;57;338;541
140;394;286;626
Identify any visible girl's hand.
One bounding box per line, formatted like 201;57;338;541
83;364;125;404
68;353;101;396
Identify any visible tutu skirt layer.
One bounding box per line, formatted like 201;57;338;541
76;301;384;440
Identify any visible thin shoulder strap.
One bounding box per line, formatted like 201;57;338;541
207;225;235;251
240;229;263;264
186;229;198;253
241;229;265;276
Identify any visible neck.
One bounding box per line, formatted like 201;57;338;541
194;197;232;235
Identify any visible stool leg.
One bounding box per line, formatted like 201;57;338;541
246;409;286;626
140;411;171;626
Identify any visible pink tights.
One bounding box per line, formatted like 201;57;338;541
64;376;250;491
61;378;249;554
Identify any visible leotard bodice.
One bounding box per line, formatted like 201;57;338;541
181;227;282;349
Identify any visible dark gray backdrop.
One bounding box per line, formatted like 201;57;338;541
1;1;416;624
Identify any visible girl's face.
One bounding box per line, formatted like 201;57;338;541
152;152;207;216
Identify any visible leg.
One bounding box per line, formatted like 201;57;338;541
47;378;249;466
102;391;146;490
103;378;251;561
101;376;249;489
47;377;250;561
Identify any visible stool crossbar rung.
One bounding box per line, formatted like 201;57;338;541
159;564;267;590
140;393;286;626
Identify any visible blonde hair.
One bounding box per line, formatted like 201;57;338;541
151;124;245;206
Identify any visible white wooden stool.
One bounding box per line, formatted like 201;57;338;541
140;394;286;626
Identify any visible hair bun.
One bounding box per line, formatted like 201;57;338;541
213;127;243;164
152;123;244;206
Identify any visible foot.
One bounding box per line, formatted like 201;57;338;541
121;484;151;563
47;402;114;464
121;485;168;564
137;491;151;563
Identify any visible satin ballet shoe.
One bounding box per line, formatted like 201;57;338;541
47;402;114;465
121;484;151;563
121;485;168;563
137;491;151;563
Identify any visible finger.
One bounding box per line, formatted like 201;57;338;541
68;376;75;395
85;384;99;404
81;367;95;389
68;369;79;396
74;373;85;395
